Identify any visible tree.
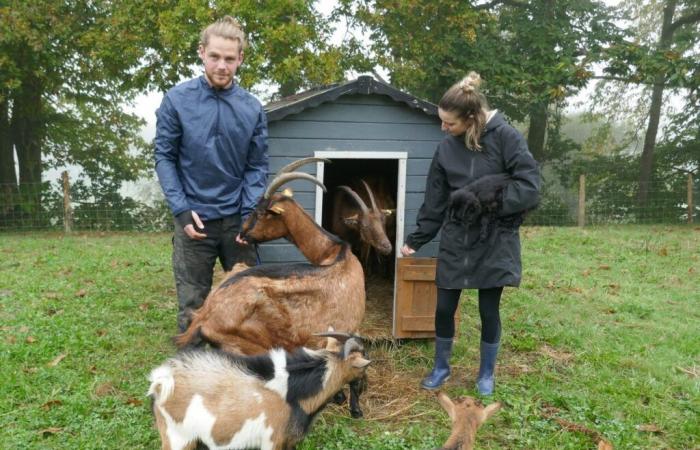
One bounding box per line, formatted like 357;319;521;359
0;0;357;223
337;0;620;162
600;0;700;208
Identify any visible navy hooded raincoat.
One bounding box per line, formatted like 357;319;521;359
405;112;540;289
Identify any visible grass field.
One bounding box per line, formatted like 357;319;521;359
1;226;698;449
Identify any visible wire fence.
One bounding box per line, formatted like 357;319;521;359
0;168;697;232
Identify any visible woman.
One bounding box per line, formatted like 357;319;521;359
401;72;540;395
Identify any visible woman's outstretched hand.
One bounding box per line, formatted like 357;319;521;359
400;244;416;257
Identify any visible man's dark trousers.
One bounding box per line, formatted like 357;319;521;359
172;214;256;332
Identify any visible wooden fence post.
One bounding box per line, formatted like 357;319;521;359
62;171;73;233
578;174;586;227
689;173;694;224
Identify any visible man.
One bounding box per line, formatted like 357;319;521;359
155;16;268;332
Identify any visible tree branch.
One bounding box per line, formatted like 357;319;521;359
473;0;527;10
669;8;700;34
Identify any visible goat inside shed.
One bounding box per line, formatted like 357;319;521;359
321;158;398;339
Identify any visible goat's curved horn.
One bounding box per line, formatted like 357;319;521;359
342;337;364;358
361;179;380;212
264;172;326;199
313;331;352;343
338;186;369;214
278;157;331;175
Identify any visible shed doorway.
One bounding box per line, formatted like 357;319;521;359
314;151;406;340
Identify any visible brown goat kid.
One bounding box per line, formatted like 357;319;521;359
435;392;501;450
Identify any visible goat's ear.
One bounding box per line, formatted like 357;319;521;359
480;402;502;424
343;214;359;228
350;354;371;369
324;336;341;352
436;391;456;421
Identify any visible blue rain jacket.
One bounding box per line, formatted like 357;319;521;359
155;76;269;221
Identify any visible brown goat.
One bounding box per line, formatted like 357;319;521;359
175;158;367;416
330;177;396;272
435;392;501;450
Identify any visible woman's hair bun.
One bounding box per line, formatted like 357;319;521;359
458;71;482;93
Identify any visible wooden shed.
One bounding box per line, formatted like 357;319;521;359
262;76;445;339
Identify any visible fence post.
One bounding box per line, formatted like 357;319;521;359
578;174;586;227
62;171;73;233
689;173;694;224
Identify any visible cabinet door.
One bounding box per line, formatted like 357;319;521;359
393;257;438;338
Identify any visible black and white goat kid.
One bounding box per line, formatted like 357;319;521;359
148;333;370;450
447;173;514;241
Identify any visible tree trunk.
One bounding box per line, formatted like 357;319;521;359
527;102;548;162
526;0;554;163
11;79;45;216
637;0;677;208
0;94;19;220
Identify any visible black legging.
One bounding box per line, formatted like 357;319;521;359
434;287;503;343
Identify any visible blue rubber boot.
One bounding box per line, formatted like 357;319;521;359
476;340;500;395
420;337;453;390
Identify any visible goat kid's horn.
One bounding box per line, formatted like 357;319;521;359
338;186;369;214
360;179;380;212
264;172;326;199
277;157;331;176
313;331;352;344
342;337;364;359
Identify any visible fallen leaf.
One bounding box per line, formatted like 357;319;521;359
23;367;38;374
658;247;668;256
676;366;699;378
39;427;62;437
689;267;695;274
26;336;36;343
95;329;107;337
138;303;150;311
41;399;63;410
75;289;87;298
48;353;67;367
126;397;143;406
539;344;574;362
94;382;115;397
598;440;614;450
636;423;663;434
88;365;98;374
546;280;556;289
598;264;611;270
582;269;591;277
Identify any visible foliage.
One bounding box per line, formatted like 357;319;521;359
336;0;621;161
601;0;700;89
0;0;361;215
1;228;698;448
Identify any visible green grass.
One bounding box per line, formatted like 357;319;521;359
1;226;698;449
